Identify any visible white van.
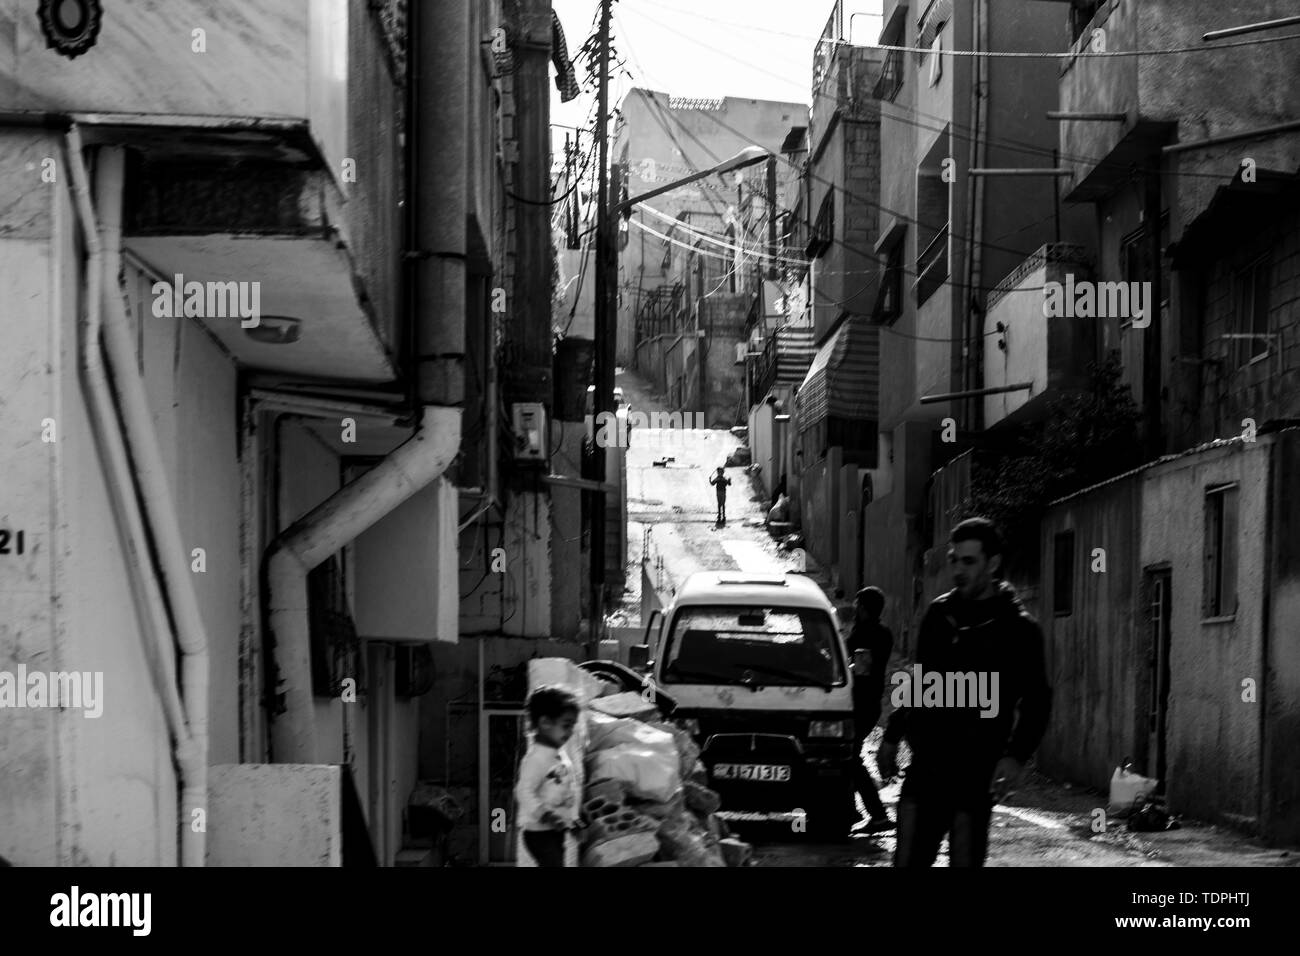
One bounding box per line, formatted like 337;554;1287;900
643;571;856;835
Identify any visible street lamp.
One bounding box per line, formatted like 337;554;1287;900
613;145;772;217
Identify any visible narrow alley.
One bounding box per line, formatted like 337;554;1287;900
617;367;1299;868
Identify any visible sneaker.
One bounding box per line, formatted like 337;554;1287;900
861;816;896;834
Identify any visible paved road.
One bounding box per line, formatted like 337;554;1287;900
614;369;1299;867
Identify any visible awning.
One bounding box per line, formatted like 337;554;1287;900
773;326;817;387
795;314;879;432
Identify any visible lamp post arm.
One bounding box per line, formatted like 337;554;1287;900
615;154;769;216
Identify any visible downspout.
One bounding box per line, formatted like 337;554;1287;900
266;406;461;762
64;128;193;865
74;139;210;867
267;0;466;764
963;0;989;433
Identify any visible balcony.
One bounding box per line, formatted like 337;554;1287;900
982;244;1096;428
4;0;408;383
1057;0;1297;203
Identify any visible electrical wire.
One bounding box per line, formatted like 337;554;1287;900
623;2;1300;59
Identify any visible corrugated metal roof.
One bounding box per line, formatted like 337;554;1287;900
1047;435;1248;507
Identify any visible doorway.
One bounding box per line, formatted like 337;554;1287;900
1143;567;1172;790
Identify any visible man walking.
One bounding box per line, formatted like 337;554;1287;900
846;586;895;833
876;517;1051;866
709;466;731;526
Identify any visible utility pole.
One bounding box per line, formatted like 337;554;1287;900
587;0;613;642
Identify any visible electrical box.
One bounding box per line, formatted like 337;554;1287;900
511;402;548;463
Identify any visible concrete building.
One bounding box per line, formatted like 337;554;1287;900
1020;0;1300;843
860;0;1091;647
783;6;886;591
911;0;1300;842
617;87;807;425
0;0;569;867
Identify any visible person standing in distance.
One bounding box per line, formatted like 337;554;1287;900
709;466;732;526
846;586;896;834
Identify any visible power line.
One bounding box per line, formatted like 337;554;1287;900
631;5;1286;185
623;2;1300;59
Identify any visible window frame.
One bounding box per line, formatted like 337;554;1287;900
928;23;945;86
1233;254;1272;369
1053;530;1075;617
1202;483;1239;621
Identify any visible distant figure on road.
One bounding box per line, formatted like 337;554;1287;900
876;517;1052;867
709;466;731;525
846;586;895;834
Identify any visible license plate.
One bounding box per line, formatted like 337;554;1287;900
712;763;791;782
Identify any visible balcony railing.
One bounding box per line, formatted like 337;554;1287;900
635;283;685;346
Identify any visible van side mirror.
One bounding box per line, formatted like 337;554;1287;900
628;643;650;671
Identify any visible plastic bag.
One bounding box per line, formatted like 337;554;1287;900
587;740;682;803
1108;760;1158;816
587;712;675;754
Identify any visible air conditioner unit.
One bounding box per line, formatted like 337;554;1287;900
511;402;548;463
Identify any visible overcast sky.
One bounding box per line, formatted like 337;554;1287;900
550;0;884;150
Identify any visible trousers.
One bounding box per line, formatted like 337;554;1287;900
894;792;993;867
523;829;566;867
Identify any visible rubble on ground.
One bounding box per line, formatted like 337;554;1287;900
577;690;749;867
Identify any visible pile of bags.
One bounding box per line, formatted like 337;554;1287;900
577;698;752;867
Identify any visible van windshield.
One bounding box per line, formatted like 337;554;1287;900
661;605;844;688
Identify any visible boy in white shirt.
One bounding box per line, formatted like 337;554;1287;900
515;685;582;866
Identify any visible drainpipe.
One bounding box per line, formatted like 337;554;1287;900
266;405;461;763
68;137;211;867
963;0;989;433
64;128;193;864
268;0;466;764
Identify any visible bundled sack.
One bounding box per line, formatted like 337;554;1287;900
656;814;725;867
587;739;682;803
588;691;660;719
587;712;675;753
1108;760;1160;817
647;720;701;778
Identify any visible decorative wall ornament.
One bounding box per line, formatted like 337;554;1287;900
38;0;103;59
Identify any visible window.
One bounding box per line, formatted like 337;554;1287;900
1053;531;1075;616
1069;1;1105;44
929;25;944;86
1119;214;1170;329
308;555;362;698
661;605;845;687
874;236;905;323
874;47;904;102
806;191;834;259
1233;255;1271;368
915;135;950;304
1203;484;1239;618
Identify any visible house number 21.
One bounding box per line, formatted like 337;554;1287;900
0;530;26;554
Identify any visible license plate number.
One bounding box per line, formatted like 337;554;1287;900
712;763;791;782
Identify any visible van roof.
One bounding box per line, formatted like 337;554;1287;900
672;571;834;612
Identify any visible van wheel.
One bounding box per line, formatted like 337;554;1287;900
807;783;854;842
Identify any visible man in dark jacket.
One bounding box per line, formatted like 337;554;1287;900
877;517;1052;866
845;586;895;833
